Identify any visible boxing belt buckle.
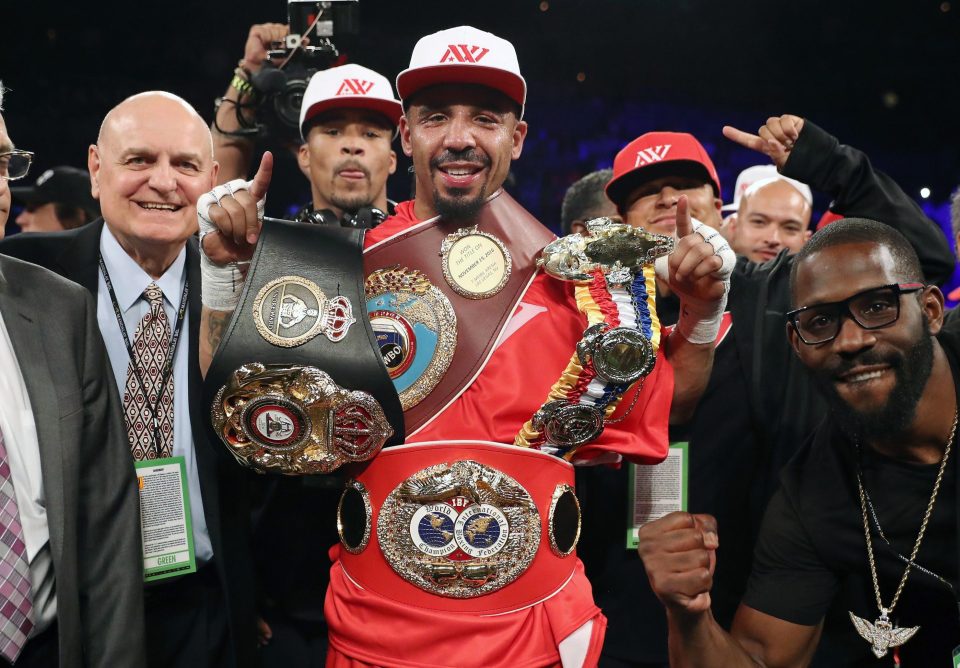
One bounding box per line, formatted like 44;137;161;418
538;216;675;283
211;362;394;474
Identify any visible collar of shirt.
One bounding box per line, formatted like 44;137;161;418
99;223;186;310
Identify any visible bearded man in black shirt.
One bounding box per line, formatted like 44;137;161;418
639;218;959;667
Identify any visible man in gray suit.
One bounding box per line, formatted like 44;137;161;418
0;83;145;666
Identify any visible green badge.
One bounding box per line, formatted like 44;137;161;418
135;456;197;582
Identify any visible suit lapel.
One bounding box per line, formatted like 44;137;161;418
0;269;66;568
55;219;104;296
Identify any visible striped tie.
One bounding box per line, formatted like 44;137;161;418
0;427;33;662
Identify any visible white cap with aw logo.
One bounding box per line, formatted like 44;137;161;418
299;63;403;140
396;26;527;118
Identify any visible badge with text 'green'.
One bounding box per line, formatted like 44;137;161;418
626;442;688;549
135;456;197;582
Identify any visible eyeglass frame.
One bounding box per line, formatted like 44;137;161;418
0;149;35;181
786;282;926;345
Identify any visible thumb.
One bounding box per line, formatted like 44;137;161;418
249;151;274;201
675;195;693;238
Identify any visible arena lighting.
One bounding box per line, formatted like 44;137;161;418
920;187;931;199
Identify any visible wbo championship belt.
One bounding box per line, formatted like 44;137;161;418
363;189;556;435
204;220;404;474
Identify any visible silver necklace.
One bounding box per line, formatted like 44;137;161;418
849;411;957;659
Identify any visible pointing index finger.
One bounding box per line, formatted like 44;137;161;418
722;125;767;153
675;195;692;239
249;151;274;201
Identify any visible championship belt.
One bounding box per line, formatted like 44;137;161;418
204;220;404;474
363;190;555;434
515;218;675;459
336;441;581;614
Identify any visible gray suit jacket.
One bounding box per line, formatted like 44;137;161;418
0;253;146;666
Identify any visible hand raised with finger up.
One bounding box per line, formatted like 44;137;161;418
198;151;274;266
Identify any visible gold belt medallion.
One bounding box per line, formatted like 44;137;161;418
377;460;540;597
211;363;393;474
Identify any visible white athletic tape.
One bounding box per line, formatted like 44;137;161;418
197;179;264;311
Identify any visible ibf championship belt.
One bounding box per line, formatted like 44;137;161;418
337;441;581;613
203;220;404;474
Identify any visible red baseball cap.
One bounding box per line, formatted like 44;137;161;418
605;132;721;208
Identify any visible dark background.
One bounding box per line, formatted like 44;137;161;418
2;0;958;250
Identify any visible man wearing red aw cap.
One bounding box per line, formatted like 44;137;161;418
197;25;731;668
606;131;724;237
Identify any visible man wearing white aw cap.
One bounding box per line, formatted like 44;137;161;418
212;23;399;225
198;24;728;668
294;63;400;223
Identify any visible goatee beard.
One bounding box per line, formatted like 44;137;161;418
430;148;491;223
433;186;487;222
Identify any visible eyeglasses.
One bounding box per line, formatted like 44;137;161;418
787;282;925;345
0;150;34;181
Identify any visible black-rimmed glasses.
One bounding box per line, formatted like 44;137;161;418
787;282;925;345
0;150;34;181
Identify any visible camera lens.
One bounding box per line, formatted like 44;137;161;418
274;77;308;129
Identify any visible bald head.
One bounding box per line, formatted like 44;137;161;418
98;91;213;159
88;90;219;276
730;178;812;262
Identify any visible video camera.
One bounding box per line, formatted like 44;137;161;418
249;0;359;144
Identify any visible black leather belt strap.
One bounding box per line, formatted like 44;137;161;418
202;219;404;449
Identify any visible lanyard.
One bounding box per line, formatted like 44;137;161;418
99;254;189;458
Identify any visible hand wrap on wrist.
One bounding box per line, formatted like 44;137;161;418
657;220;734;345
196;179;265;311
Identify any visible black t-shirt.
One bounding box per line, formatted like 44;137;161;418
743;332;960;667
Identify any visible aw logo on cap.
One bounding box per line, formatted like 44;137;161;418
336;79;375;96
634;145;672;168
440;44;490;64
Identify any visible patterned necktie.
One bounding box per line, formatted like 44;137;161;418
123;282;175;460
0;428;33;663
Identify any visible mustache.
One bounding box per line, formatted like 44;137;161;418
431;149;491;170
820;349;901;378
334;160;370;179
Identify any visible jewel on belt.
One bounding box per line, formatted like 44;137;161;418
516;218;672;458
211;362;393;474
253;275;356;348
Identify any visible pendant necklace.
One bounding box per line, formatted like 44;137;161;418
849;411;957;658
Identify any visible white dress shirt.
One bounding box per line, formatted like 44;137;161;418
0;309;56;634
97;225;213;563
